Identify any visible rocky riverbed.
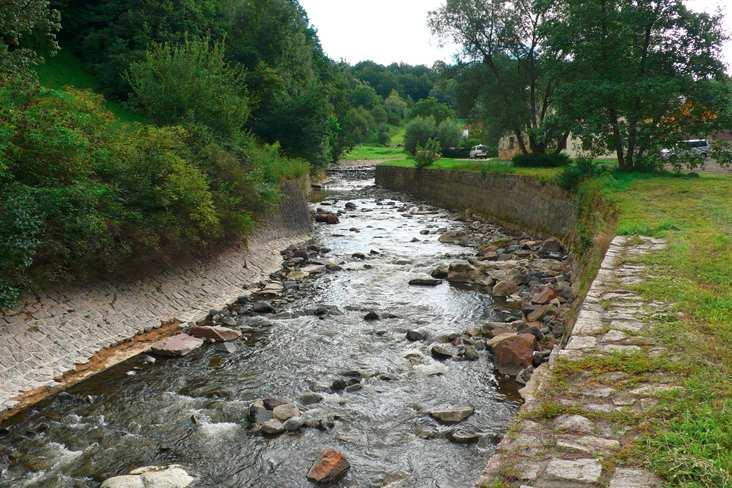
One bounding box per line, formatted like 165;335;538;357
0;167;574;487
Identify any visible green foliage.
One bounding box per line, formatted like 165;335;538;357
0;0;60;77
0;80;303;310
384;90;408;125
513;152;571;168
409;97;455;123
546;0;729;170
557;158;612;190
436;118;464;149
404;116;437;154
414;138;441;169
351;61;437;101
126;37;249;139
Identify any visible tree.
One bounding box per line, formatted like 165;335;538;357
437;118;464;149
429;0;567;154
384;89;408;125
126;37;249;139
0;0;60;77
546;0;729;170
405;116;437;154
409;97;455;123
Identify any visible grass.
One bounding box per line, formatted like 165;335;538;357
593;172;732;487
341;144;406;161
36;49;148;123
382;157;564;180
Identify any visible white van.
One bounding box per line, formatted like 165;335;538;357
661;139;711;160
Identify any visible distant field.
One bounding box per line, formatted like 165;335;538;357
341;144;406;161
382;157;564;180
36;50;148;123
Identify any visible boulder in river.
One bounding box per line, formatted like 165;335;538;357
406;329;429;342
273;403;301;421
408;278;442;287
187;326;242;343
428;406;475;425
251;301;275;314
261;419;285;435
430;343;457;360
448;428;482;444
364;311;380;321
307;448;350;484
490;333;537;376
150;334;203;357
101;465;193;488
315;212;339;225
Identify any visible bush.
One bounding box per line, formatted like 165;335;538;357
126;37;249;139
436;118;463;151
0;81;305;310
414;138;441;169
405;116;437;154
557;158;611;191
513;152;571;167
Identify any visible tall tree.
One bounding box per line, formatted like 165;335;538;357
545;0;729;169
429;0;567;154
0;0;60;77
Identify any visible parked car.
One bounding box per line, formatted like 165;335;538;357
661;139;711;160
469;145;490;159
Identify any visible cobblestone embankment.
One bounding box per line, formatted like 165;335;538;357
478;236;673;488
0;180;311;419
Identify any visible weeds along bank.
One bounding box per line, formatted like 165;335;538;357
377;165;732;487
0;81;309;311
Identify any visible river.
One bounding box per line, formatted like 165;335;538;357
0;168;519;488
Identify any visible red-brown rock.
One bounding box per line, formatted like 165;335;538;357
315;212;339;225
307;449;350;484
150;334;204;357
532;287;558;305
491;333;536;375
188;326;242;343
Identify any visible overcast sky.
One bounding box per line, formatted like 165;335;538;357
300;0;731;70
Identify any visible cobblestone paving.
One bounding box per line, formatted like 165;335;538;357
0;224;309;416
478;236;673;488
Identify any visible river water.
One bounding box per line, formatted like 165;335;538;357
0;169;519;488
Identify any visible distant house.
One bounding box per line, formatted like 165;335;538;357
498;132;615;160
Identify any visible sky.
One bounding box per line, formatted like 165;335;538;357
300;0;732;70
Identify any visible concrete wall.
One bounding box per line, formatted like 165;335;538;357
0;178;311;417
375;166;578;240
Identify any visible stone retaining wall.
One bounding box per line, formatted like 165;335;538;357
375;166;578;240
0;178;312;418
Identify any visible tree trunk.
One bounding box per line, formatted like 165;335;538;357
609;110;628;169
514;129;529;155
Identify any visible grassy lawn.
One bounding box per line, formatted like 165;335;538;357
341;144;407;161
36;49;148;123
382;157;564;180
597;172;732;486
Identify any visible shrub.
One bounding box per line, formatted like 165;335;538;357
126;37;249;139
405;116;437;154
513;152;571;167
557;158;611;191
414;138;441;169
436;118;463;151
0;81;304;310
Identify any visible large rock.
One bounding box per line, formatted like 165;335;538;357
307;448;350;484
446;261;492;286
490;333;536;375
531;286;558;305
273;403;301;421
150;334;204;357
428;405;474;425
492;280;518;297
315;212;339;225
261;419;285;435
101;465;193;488
187;326;242;343
409;278;443;287
430;343;457;360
